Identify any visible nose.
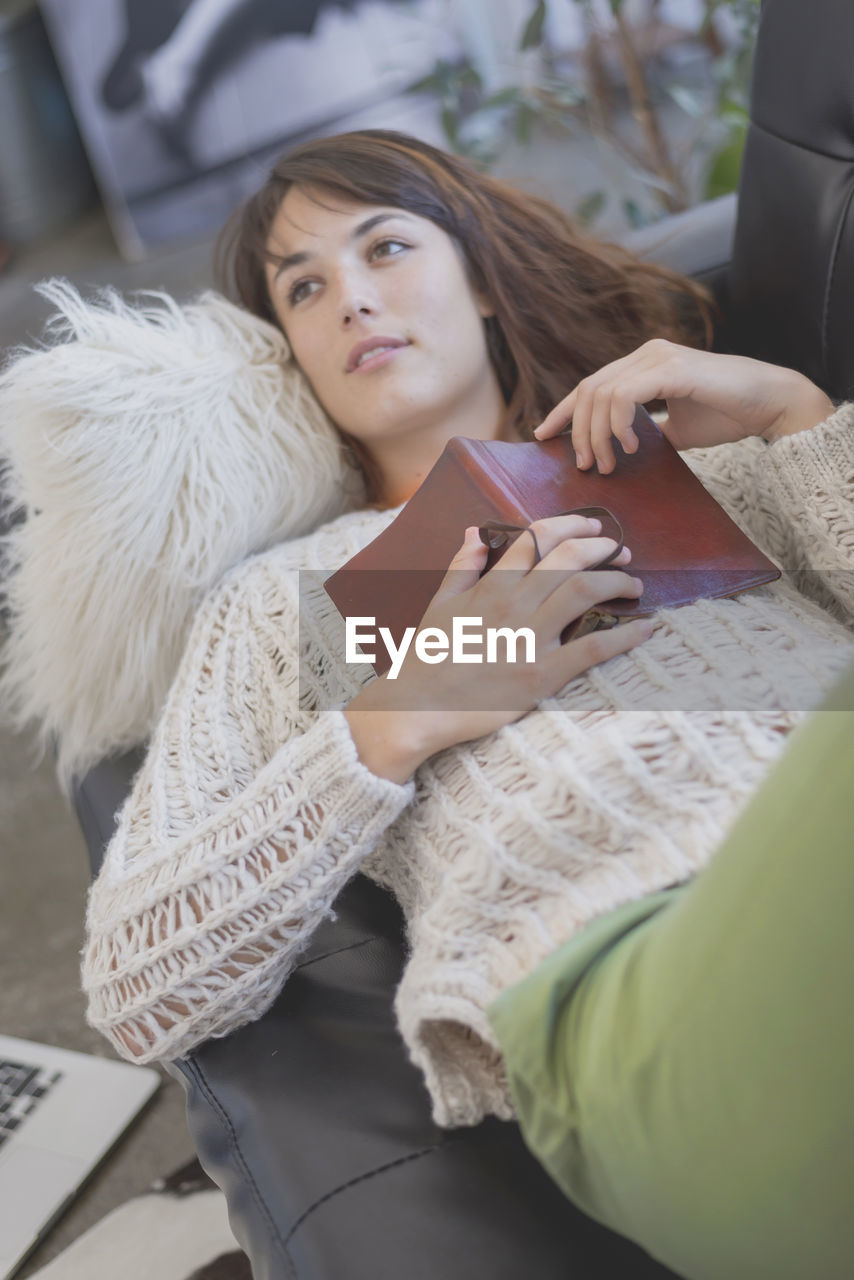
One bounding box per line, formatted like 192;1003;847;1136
340;302;373;327
335;266;381;327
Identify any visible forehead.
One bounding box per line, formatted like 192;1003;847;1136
266;186;432;256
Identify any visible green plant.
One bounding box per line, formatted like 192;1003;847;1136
409;0;760;227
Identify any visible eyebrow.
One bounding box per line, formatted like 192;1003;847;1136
271;212;415;279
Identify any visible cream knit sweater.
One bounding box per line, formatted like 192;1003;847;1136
83;408;854;1127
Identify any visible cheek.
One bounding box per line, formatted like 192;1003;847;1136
405;264;488;351
279;317;327;384
289;330;354;425
268;292;319;372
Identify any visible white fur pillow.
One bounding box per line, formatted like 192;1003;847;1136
0;280;361;789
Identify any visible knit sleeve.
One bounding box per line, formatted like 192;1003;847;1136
683;403;854;626
756;403;854;625
81;561;413;1065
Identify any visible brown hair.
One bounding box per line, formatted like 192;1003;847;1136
217;129;714;491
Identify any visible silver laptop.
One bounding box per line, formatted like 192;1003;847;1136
0;1033;159;1279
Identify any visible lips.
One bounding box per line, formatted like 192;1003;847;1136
345;336;410;373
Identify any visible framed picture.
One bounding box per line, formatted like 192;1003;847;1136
40;0;456;258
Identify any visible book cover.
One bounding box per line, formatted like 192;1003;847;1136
324;407;780;675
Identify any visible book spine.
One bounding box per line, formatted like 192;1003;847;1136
447;438;534;525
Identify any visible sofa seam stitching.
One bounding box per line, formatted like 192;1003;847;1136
293;934;379;972
181;1055;298;1277
747;117;854;164
820;181;854;376
283;1142;447;1245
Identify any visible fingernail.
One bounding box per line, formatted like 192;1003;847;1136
632;576;644;591
533;423;544;437
587;517;601;532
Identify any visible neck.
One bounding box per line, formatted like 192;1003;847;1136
369;375;514;509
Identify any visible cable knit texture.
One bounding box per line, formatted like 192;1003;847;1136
83;406;854;1127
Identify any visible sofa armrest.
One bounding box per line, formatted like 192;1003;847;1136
172;873;680;1280
73;759;679;1277
72;747;146;879
620;192;736;286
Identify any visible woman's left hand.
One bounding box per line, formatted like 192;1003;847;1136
534;339;835;473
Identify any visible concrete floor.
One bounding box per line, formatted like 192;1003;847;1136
0;207;221;1276
0;729;199;1277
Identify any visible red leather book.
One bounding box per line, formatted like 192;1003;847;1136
324;407;780;675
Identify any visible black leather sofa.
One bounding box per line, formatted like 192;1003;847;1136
73;1;854;1274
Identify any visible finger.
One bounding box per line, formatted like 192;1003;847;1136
485;513;604;582
535;339;687;444
534;535;627;574
589;385;643;474
534;388;577;440
589;386;617;474
534;342;659;440
578;362;675;471
431;525;488;604
591;349;690;420
541;541;632;570
610;387;639;455
566;377;597;470
511;536;629;614
517;540;635;621
545;615;656;691
534;568;644;639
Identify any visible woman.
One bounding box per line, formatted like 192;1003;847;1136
83;131;853;1275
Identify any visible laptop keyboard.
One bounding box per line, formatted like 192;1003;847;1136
0;1059;63;1150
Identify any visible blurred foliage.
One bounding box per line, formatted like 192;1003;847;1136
409;0;760;228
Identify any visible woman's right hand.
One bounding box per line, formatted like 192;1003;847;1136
344;513;653;783
534;340;835;471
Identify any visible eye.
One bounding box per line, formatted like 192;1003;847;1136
370;237;410;260
285;238;410;306
287;278;320;306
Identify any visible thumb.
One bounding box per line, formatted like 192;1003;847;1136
431;526;488;604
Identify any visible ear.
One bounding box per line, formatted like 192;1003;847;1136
476;291;495;319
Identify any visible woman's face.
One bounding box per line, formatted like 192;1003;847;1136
263;186;502;449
